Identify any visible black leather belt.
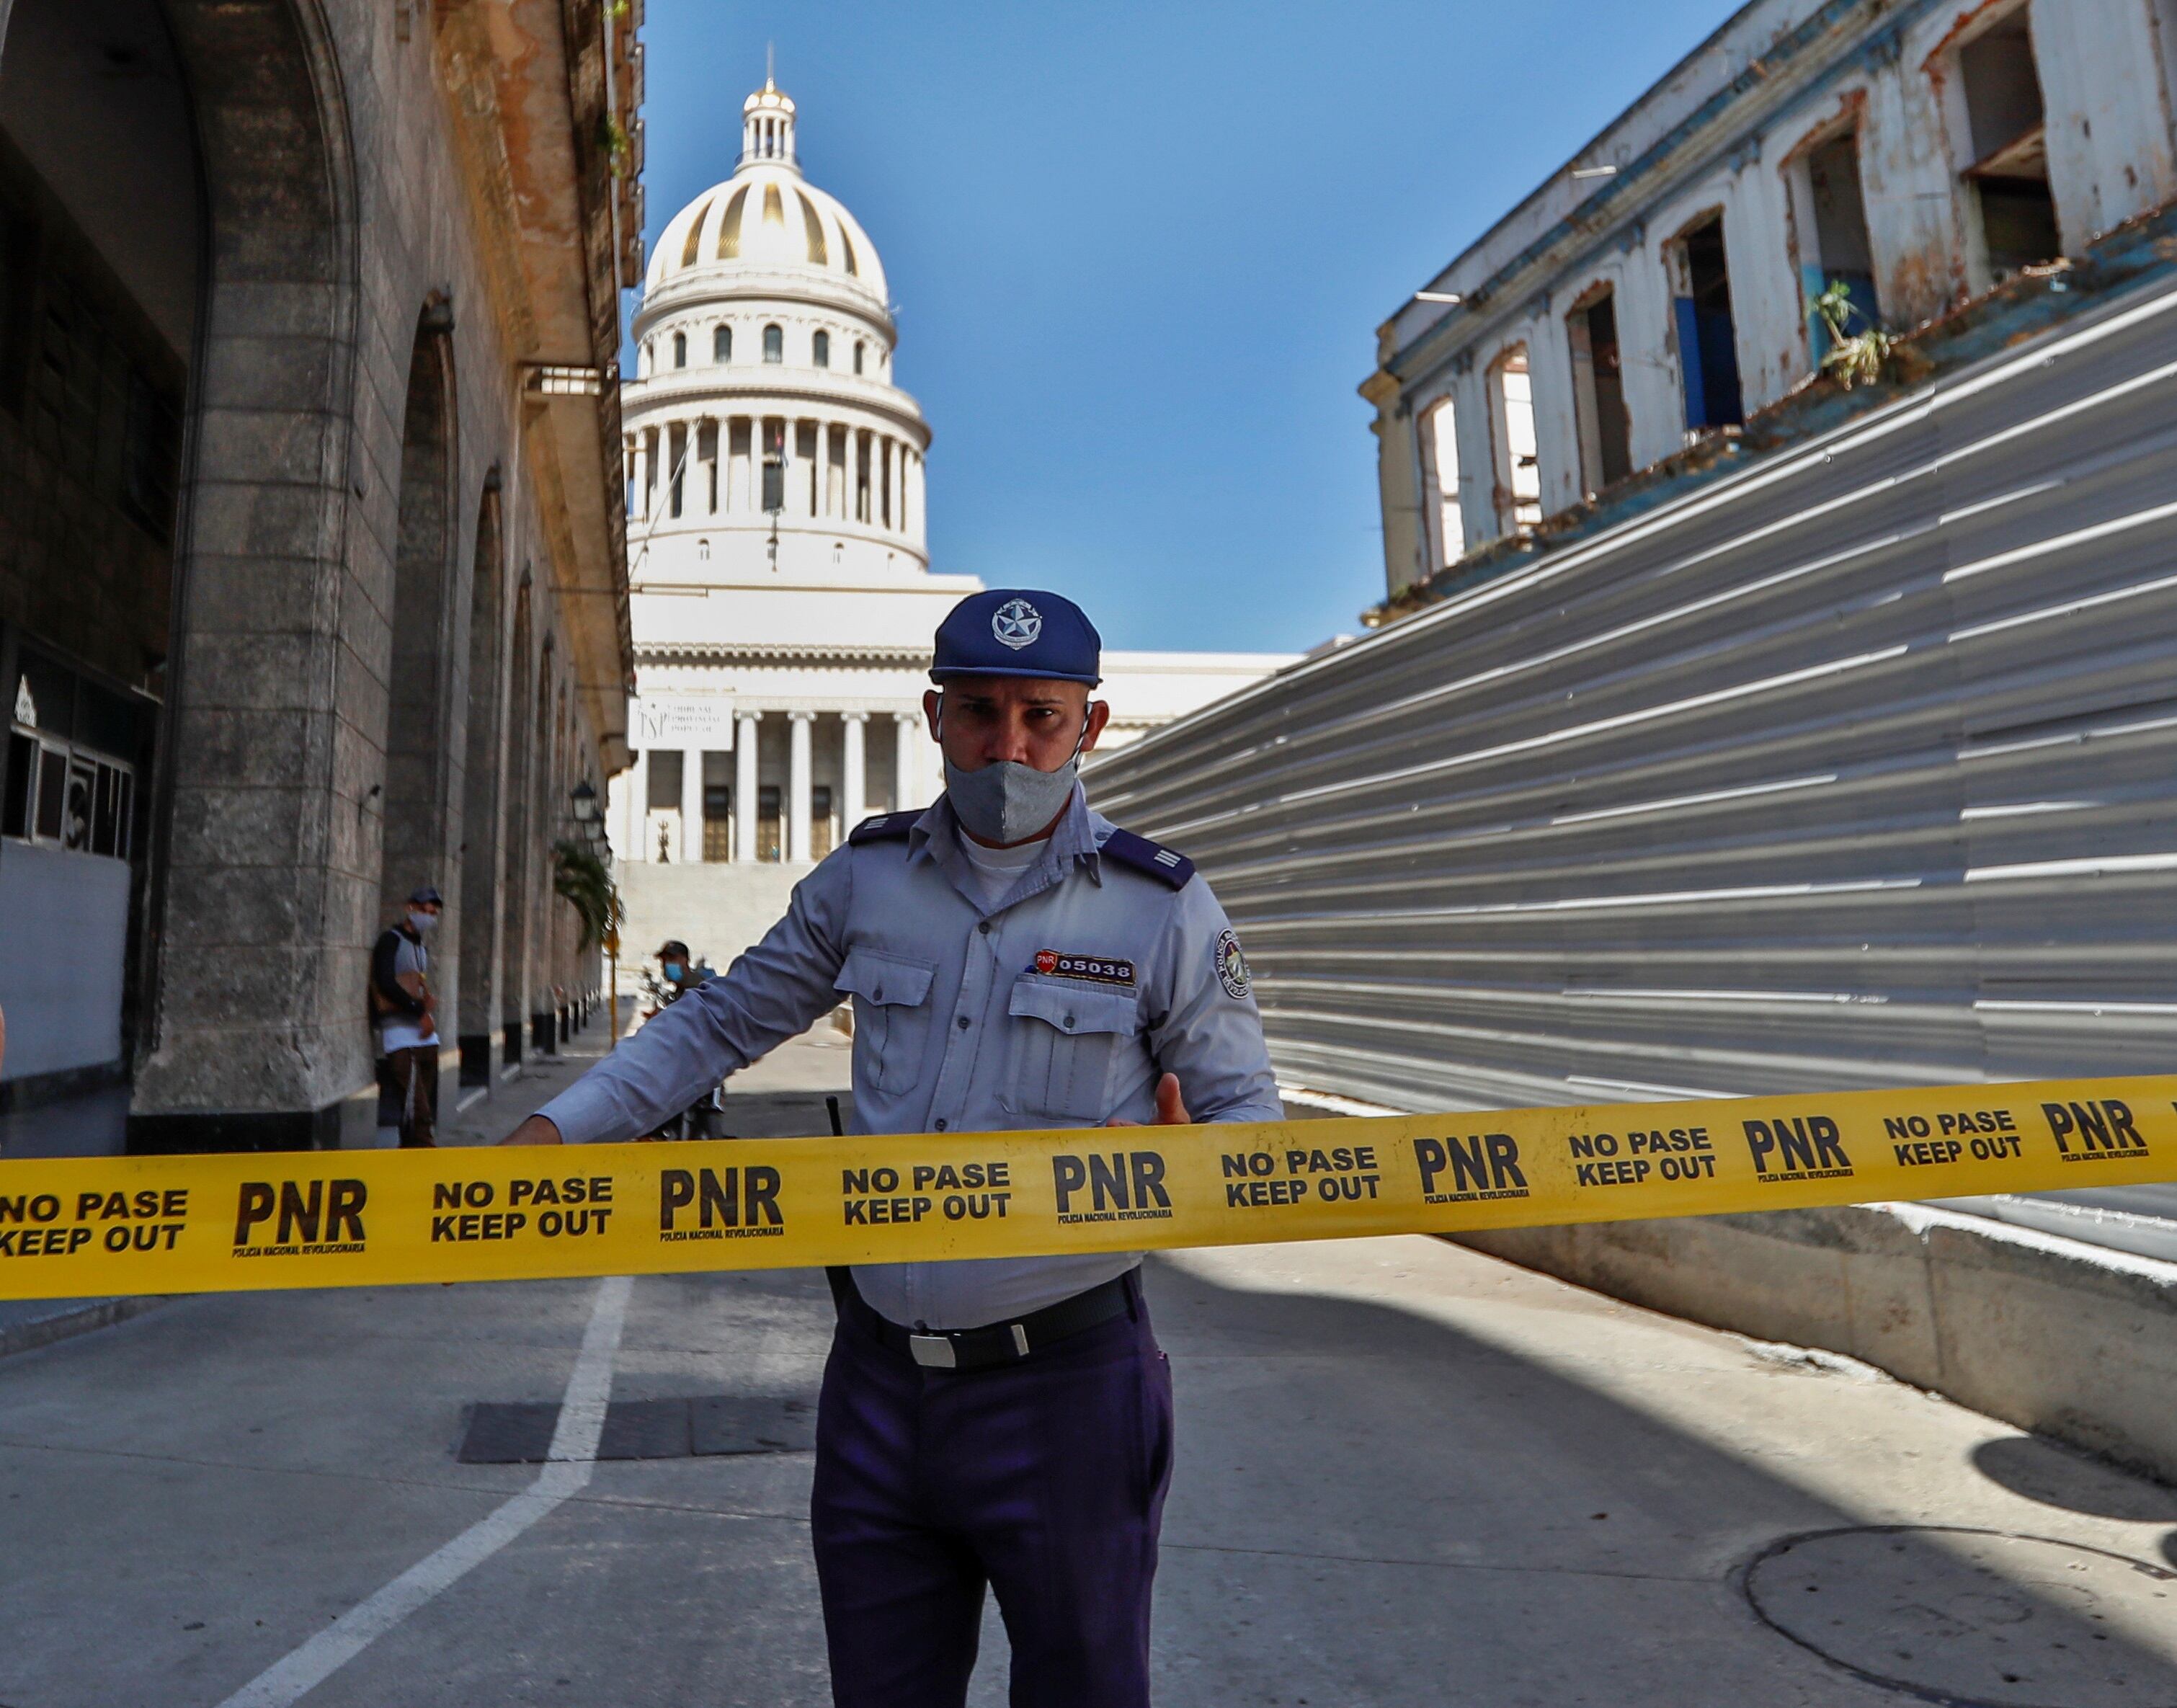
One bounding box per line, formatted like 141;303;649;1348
828;1267;1136;1371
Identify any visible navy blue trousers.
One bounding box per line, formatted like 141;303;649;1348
810;1277;1174;1708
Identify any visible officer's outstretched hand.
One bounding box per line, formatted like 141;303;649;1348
1108;1072;1190;1128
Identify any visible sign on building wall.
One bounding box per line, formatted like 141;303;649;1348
632;698;736;750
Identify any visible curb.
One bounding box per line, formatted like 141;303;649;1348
0;1296;166;1360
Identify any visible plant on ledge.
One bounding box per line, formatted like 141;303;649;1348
1810;278;1897;391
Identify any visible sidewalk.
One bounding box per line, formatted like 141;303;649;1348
435;1002;856;1146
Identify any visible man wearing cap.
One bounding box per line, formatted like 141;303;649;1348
650;939;709;1013
370;886;443;1149
502;589;1279;1707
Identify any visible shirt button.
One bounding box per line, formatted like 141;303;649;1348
1064;1015;1076;1030
872;987;884;1002
956;1015;971;1030
978;921;990;935
935;1118;948;1131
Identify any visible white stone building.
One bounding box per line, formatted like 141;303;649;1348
610;79;1296;970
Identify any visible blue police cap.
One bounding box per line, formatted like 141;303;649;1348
930;589;1102;687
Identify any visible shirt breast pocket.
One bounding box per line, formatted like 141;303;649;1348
834;948;937;1095
1005;976;1141;1124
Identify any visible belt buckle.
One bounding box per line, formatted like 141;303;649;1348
908;1333;957;1369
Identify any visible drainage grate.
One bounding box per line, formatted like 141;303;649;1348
457;1396;815;1464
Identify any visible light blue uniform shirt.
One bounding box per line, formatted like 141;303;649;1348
535;786;1281;1330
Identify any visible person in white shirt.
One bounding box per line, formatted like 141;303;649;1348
370;885;442;1149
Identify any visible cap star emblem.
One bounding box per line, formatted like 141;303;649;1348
992;598;1042;650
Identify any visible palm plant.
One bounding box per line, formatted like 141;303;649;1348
553;840;624;952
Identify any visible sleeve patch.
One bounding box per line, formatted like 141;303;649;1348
1214;928;1252;1000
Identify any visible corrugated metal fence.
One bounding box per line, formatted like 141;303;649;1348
1089;275;2177;1117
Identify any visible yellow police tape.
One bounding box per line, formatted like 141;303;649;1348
1;1075;2172;1301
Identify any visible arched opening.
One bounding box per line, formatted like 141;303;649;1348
500;579;533;1064
813;329;829;368
713;324;730;362
455;477;504;1086
378;305;458;927
5;0;360;1152
0;0;199;1138
527;637;556;1054
762;323;783;363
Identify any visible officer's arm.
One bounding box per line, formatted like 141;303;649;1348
514;858;852;1144
1143;881;1282;1125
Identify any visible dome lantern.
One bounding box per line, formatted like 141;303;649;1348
742;76;798;173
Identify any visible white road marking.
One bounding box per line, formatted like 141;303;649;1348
454;1086;489;1113
213;1275;634;1708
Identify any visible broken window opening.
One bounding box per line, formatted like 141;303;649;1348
1670;215;1745;432
1801;130;1881;360
1956;8;2058;282
1566;287;1632;496
1487;347;1543;535
1420;396;1464;569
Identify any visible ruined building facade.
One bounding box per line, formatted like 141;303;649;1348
0;0;642;1149
1366;0;2177;607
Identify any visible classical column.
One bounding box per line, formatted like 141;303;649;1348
734;711;761;863
679;744;703;863
894;711;919;811
788;711;815;863
841;712;867;831
631;434;649;521
623;748;649;862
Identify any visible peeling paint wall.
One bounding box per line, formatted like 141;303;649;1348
1371;0;2177;600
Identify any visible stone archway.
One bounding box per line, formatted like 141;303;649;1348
378;303;458;925
500;577;533;1064
456;473;506;1085
0;0;204;1126
1;0;364;1149
527;637;556;1053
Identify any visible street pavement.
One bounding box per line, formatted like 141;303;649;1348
4;1019;2177;1705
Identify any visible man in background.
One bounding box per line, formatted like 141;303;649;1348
370;886;442;1149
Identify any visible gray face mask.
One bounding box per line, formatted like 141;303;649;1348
939;696;1089;845
943;754;1079;845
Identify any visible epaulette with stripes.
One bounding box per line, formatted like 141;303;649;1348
848;810;923;845
1097;827;1195;889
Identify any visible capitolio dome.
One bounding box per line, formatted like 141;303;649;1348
642;77;887;304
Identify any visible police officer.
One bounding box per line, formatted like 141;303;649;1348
503;589;1279;1707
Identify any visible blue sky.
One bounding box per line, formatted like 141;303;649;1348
633;1;1738;651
